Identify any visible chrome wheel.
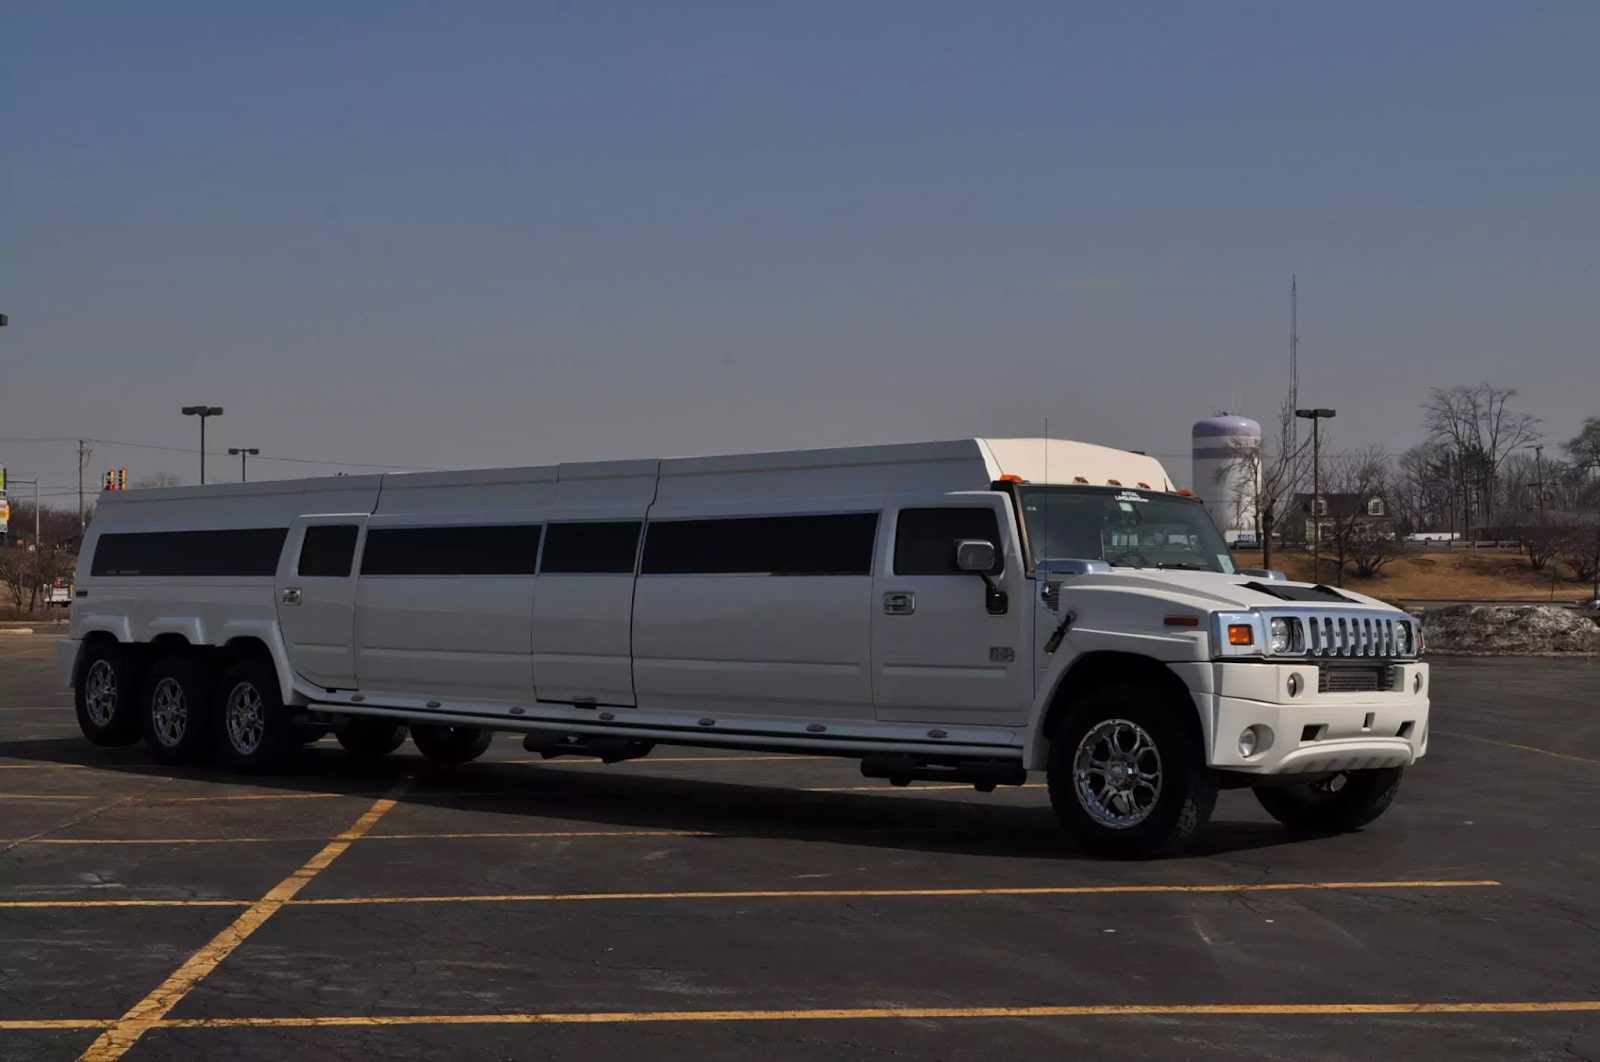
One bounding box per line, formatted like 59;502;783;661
85;660;118;727
150;677;188;748
1074;718;1163;829
225;682;265;755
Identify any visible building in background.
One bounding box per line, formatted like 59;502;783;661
1191;413;1261;545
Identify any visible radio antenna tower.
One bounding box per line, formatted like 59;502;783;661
1289;274;1299;450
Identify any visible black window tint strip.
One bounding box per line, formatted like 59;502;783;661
360;525;542;576
641;513;878;575
90;529;288;578
894;507;1003;576
540;522;642;574
298;525;360;578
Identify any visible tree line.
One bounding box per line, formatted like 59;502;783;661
1222;383;1600;589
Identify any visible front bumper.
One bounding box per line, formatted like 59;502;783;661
1180;660;1430;774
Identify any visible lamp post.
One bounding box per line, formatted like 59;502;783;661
180;406;224;484
1295;408;1336;580
228;447;260;482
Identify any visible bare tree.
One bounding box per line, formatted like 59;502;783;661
1564;415;1600;470
1317;447;1396;584
1393;442;1453;534
1215;397;1308;572
0;552;28;610
1422;383;1541;531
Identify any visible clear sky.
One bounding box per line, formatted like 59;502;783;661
4;1;1597;501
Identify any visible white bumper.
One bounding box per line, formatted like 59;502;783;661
1177;661;1430;774
57;638;81;687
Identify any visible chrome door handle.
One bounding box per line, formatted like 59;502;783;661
883;592;915;616
282;588;302;606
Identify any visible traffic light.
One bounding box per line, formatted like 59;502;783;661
102;471;113;491
117;468;127;491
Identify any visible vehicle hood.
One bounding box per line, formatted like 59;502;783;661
1061;568;1403;615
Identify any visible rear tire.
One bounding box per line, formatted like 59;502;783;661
1253;768;1404;834
214;657;296;772
1047;681;1217;859
409;724;493;765
140;655;216;765
74;640;142;747
337;720;408;759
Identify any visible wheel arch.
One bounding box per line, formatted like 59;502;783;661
1025;651;1204;771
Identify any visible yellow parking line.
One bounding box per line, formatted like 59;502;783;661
0;899;249;909
0;879;1497;911
78;782;410;1062
158;1000;1600;1027
1436;730;1600;767
292;879;1499;907
12;998;1600;1032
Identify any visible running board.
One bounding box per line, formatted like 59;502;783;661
859;757;1028;793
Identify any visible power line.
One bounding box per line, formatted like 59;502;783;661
0;435;428;471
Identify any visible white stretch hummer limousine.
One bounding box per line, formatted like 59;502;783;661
59;437;1428;857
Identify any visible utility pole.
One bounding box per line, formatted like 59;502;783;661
77;440;91;528
1531;444;1545;514
1289;276;1299;452
1296;408;1336;581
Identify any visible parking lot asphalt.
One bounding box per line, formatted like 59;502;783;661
1;633;1597;1061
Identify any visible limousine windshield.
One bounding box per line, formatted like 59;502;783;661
1017;485;1236;574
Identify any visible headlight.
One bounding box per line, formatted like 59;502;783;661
1268;617;1300;655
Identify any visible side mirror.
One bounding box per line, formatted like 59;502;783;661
954;539;1006;615
955;539;997;573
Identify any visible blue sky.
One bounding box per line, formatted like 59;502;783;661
4;1;1597;498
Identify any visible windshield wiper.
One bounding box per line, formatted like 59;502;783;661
1155;562;1212;571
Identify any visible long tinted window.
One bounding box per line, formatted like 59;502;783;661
895;507;1003;576
641;513;878;576
361;525;542;576
298;525;360;578
540;521;641;574
91;529;288;578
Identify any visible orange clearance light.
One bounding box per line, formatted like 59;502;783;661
998;474;1025;483
1164;615;1200;627
1137;482;1151;489
1073;476;1089;484
1176;489;1196;497
1106;479;1122;486
1227;624;1255;646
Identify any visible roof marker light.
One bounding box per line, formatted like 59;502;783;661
998;474;1026;483
1106;479;1122;486
1074;476;1089;484
1137;482;1151;489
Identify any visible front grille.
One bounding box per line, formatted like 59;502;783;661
1263;609;1417;659
1318;666;1396;694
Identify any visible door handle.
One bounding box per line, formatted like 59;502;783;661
883;592;915;615
282;588;303;606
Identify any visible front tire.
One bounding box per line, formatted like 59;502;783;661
1253;768;1404;834
214;657;296;772
409;724;493;765
1047;681;1218;859
74;641;142;747
140;655;216;765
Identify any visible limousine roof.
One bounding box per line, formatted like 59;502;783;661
90;438;1175;528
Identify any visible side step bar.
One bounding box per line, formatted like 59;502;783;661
523;732;655;764
859;756;1028;793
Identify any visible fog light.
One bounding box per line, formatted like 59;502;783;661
1286;673;1303;698
1239;727;1259;757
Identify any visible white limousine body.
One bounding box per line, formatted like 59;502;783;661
59;437;1429;856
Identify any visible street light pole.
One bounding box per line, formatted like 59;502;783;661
228;447;260;482
180;406;224;484
1295;408;1337;581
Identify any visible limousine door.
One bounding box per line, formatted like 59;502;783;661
275;515;367;692
871;496;1031;727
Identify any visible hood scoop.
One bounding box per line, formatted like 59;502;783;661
1238;580;1354;603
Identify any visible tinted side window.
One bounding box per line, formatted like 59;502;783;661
360;525;542;576
540;522;642;574
90;529;288;578
894;507;1003;576
298;525;360;578
641;513;879;575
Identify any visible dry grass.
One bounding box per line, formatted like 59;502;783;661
1234;549;1592;605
